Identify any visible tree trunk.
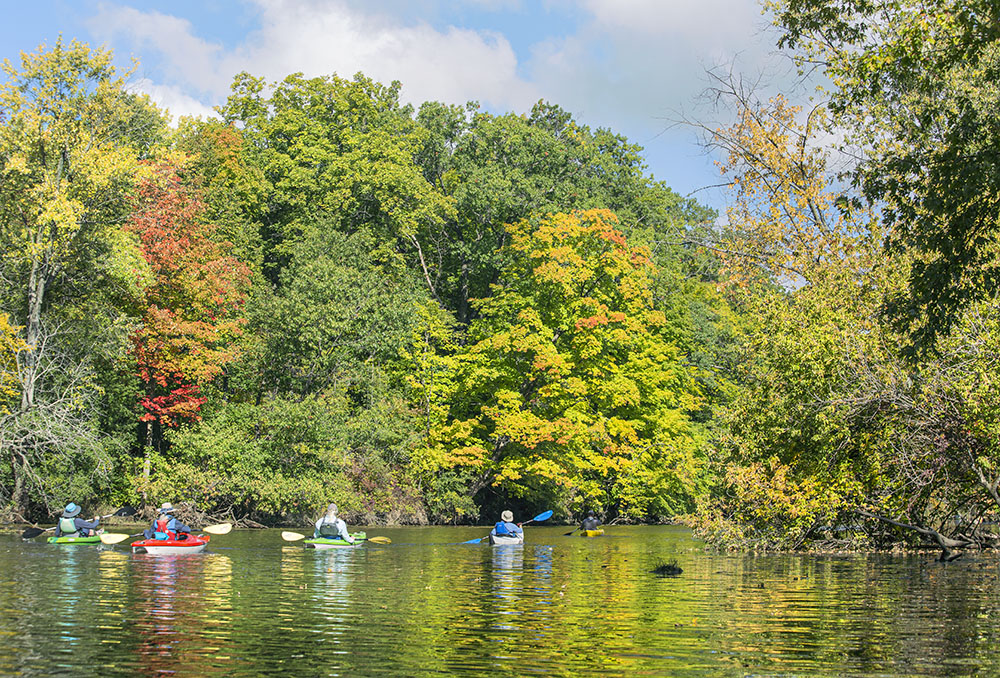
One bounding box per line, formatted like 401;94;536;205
457;260;470;326
20;256;48;412
141;420;152;503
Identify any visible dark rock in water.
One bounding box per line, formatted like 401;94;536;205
652;561;683;577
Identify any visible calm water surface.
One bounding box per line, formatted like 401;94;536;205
0;525;997;676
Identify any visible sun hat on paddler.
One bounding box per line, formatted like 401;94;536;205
62;503;81;518
501;510;513;523
159;502;175;514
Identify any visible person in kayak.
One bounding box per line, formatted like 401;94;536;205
314;503;354;543
581;510;601;532
143;502;192;540
490;510;523;539
54;503;100;538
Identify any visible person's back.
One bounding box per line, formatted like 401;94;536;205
581;511;601;532
490;510;523;537
314;503;354;543
54;503;99;537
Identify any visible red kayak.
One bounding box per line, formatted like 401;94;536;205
132;534;210;554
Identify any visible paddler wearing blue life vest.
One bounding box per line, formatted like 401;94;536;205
314;503;354;543
54;503;100;537
490;510;523;538
143;502;192;540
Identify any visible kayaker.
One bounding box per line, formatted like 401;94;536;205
314;503;354;543
54;503;100;538
490;510;523;540
581;510;601;532
143;502;192;540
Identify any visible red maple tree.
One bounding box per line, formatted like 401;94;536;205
127;158;251;430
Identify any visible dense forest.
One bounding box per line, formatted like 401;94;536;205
4;0;1000;556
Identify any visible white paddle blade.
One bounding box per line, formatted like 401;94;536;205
281;531;306;541
99;533;131;545
202;522;233;535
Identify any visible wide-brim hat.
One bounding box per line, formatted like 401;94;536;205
501;510;514;523
159;502;175;513
62;503;81;518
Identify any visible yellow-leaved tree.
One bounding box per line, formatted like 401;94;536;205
414;209;707;521
0;38;145;411
0;39;163;516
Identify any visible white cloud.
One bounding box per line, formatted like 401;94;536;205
525;0;780;129
91;4;229;96
85;0;789;197
90;0;541;116
130;78;218;122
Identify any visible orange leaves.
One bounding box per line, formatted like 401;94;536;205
128;157;251;427
575;314;608;330
419;207;704;513
715;93;879;291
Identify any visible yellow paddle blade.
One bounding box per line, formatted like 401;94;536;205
202;523;233;535
99;533;131;545
281;531;306;541
368;536;391;544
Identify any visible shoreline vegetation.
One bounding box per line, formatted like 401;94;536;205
5;0;1000;560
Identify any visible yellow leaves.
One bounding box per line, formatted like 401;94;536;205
5;154;29;174
718;93;878;290
0;313;27;415
37;190;83;234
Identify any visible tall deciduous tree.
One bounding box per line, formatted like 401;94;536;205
417;209;706;520
218;71;454;288
414;100;713;325
0;39;143;409
0;40;165;517
127;157;251;453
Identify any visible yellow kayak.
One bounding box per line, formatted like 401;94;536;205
581;529;604;537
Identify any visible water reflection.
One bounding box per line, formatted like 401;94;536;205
490;543;523;632
7;527;1000;676
130;552;233;676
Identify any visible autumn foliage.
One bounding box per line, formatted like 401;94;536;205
127;159;251;427
414;209;705;517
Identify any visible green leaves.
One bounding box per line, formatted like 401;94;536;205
415;209;707;519
769;0;1000;352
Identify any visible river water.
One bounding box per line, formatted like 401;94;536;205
0;524;996;676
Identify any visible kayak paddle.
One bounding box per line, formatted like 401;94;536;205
202;522;232;535
101;521;232;545
522;510;554;525
564;526;581;536
460;509;553;544
21;505;138;539
100;532;140;544
282;531;390;544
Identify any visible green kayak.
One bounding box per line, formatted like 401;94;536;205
47;534;102;545
303;531;367;549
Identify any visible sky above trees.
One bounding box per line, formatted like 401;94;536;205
0;0;788;210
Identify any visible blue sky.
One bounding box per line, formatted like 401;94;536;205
1;0;793;212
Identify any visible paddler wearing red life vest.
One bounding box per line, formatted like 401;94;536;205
143;502;192;540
